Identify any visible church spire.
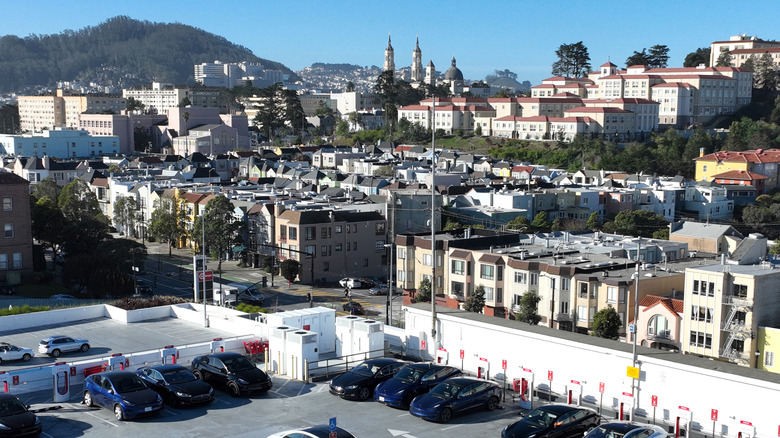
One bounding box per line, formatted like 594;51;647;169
384;33;395;72
411;35;423;82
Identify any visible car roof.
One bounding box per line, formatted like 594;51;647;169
0;393;21;402
538;404;592;414
147;364;186;372
361;358;405;366
301;425;353;437
598;422;643;433
443;376;491;385
206;352;243;359
42;335;68;340
95;371;138;379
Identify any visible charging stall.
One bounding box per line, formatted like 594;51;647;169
513;367;534;410
335;315;362;357
269;326;298;375
736;420;755;438
675;406;692;438
210;338;226;354
52;362;70;403
435;348;449;365
352;319;383;358
161;345;179;365
0;372;8;393
566;379;582;406
107;353;128;371
286;330;318;380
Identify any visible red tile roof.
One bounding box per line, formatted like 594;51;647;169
564;107;632;114
711;170;767;180
639;295;684;314
696;149;780;163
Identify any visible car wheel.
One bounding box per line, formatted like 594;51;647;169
357;387;371;401
228;381;241;397
192;369;203;380
80;344;90;352
114;404;125;421
167;393;180;408
22;353;31;362
83;391;94;407
438;407;453;423
487;395;499;411
51;349;61;358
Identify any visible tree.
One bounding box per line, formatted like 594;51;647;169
30;197;66;269
755;52;778;90
113;196;139;237
551;42;591;78
32;177;61;203
507;215;531;232
178;97;191;107
347;111;363;132
591;306;622;340
147;198;185;256
625;49;651;68
586;212;601;231
716;48;733;67
192;195;241;274
58;179;103;222
683;47;710;67
551;218;564;232
770;238;780;255
514;291;541;325
531;212;551;232
374;70;399;130
648;45;670;68
414;278;432;303
464;285;485;313
601;210;668;238
474;124;482;136
770;96;780;125
280;259;300;284
346;81;355;92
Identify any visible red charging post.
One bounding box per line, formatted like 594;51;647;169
598;382;605;414
547;370;553;402
676;406;692;438
710;409;718;438
518;367;534;410
459;349;465;370
0;371;7;393
651;395;658;425
620;392;634;420
568;380;582;405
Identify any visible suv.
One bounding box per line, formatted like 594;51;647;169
223;282;264;306
191;352;272;397
0;342;34;363
38;335;90;357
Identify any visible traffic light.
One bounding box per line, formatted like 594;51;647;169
306;292;312;302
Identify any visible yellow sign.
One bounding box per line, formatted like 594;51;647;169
627;366;640;379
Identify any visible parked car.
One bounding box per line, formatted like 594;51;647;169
368;284;397;296
50;294;77;300
339;278;372;289
83;371;163;421
374;363;461;408
191;352;272;397
584;422;669;438
0;343;34;364
329;358;407;401
342;302;365;315
223;282;265;306
133;285;153;297
501;404;601;438
38;335;90;357
0;393;42;436
409;376;501;423
267;425;356;438
135;365;215;407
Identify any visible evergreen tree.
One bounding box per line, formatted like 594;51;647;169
715;49;733;67
586;212;601;231
551;42;591;78
531;212;551;231
414;278;432;303
464;286;486;313
514;291;541;325
591;306;622;340
648;45;670;68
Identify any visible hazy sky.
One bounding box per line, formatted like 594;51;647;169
3;0;779;84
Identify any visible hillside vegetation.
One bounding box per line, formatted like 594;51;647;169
0;16;298;92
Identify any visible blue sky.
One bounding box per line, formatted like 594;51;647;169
2;0;779;85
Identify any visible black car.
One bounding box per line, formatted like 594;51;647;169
502;404;601;438
342;302;365;315
0;393;41;437
133;285;153;297
374;363;462;408
329;358;407;400
136;365;215;407
191;352;272;397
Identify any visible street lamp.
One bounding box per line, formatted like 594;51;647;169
384;243;394;326
201;211;208;328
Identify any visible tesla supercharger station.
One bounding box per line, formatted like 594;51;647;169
286;330;318;380
210;338;226;354
0;371;8;393
335;315;361;357
107;353;127;371
675;406;692;437
736;420;755;438
266;310;303;331
436;348;449;365
620;391;634;420
306;307;336;354
477;357;490;379
52;362;70;403
567;380;582;405
352;319;384;358
515;367;534;410
270;326;298;375
161;345;179;365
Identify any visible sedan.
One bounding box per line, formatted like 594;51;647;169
0;393;42;437
374;363;461;408
368;284;397;296
0;343;34;364
191;352;272;397
136;365;215;407
38;335;90;357
267;425;356;438
584;422;669;438
409;377;501;423
329;358;407;401
83;371;163;421
342;302;365;315
501;404;601;438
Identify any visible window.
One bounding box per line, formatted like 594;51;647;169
530;273;538;286
765;351;775;367
288;227;297;240
375;222;385;234
514;272;527;284
353;242;357;251
689;331;713;349
398;270;405;282
497;266;503;281
398;248;406;259
577;306;588;322
693;280;700;294
607;287;617;303
733;284;748;298
483;286;494;301
561;278;569;291
321;227;331;239
304;245;316;257
363;258;369;267
480;264;494;280
320;245;331;256
335;225;343;234
2;197;10;212
322;261;329;272
305;227;315;240
452;260;465;275
279;225;287;240
560;301;569;315
423;254;432;266
579;282;588;298
335;243;343;252
3;224;12;238
12;253;20;269
0;254;6;269
451;281;464;296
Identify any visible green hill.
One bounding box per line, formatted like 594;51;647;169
0;15;298;93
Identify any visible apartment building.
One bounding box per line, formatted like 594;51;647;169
695;149;780;190
123;82;189;115
709;34;780;67
0;173;33;282
682;263;780;368
0;129;120;159
17;89;126;133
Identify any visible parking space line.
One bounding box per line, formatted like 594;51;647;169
441;425;461;430
81;409;119;427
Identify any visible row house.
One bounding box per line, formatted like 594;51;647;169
682;185;734;220
10;155;80;186
695;148;780;190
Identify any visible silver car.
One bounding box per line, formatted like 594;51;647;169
0;343;34;363
584;422;670;438
38;335;90;357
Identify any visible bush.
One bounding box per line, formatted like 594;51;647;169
0;305;50;316
110;296;187;310
236;303;266;313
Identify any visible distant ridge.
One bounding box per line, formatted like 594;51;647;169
0;15;299;93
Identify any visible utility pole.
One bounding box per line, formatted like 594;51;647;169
430;95;437;357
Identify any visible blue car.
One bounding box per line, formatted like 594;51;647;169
83;371;163;420
374;363;461;408
409;376;501;423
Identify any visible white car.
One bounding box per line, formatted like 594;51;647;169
268;425;355;438
339;278;372;289
584;422;670;438
38;335;90;357
0;343;34;364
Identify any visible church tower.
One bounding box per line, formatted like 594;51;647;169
411;37;423;82
424;60;436;85
383;34;395;73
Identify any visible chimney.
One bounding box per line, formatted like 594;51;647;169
699;147;705;157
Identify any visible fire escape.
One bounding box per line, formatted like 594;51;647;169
720;284;753;365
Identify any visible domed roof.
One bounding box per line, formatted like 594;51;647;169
443;57;463;81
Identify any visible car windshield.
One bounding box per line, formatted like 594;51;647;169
161;368;196;384
523;409;558;427
394;367;424;383
428;382;463;399
351;362;381;377
223;356;256;372
112;375;148;393
0;398;28;416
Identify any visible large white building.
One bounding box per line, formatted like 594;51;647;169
194;61;269;88
0;129;120;158
17;89;126;133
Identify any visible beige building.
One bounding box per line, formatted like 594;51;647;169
123;82;189;115
709;34;780;67
17;89;126;133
